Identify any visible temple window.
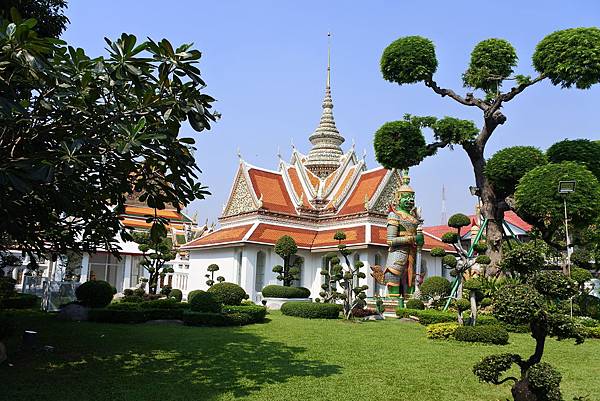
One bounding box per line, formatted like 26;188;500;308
255;251;266;292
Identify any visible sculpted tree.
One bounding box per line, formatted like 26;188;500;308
0;17;217;263
272;236;303;287
132;231;176;295
376;28;600;266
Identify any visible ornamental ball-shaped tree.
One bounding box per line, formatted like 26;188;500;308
207;282;247;306
515;162;600;238
455;298;471;312
448;213;471;229
475;255;492;265
333;231;346;241
420;276;452;301
492;284;544;326
473;241;488;254
531;271;577;300
274;235;298;258
430;247;446;257
463;278;483;292
207;264;219;272
189;290;221;313
485;146;548;196
547;138;600;181
433;117;479;145
499;242;545;278
380;36;438;85
441;232;459;244
374;121;427;170
533;27;600;89
442;255;457;268
75;280;114;308
463;38;518;92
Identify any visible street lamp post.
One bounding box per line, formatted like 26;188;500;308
558;180;576;277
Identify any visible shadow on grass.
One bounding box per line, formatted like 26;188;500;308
2;314;341;400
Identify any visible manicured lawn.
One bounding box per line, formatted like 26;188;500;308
2;310;599;401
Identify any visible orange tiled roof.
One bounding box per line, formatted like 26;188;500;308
248;168;296;214
338;168;387;215
312;226;365;247
248;224;317;248
124;206;187;221
304;167;321;190
183;224;253;248
328;166;356;204
121;217;185;230
324;169;337;192
287;167;312;209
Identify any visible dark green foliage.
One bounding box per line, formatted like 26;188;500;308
547;138;600;180
492;284;544;326
473;353;522;384
207;282;247;306
577;294;600;319
396;308;457;325
0;277;16;298
373;120;427;170
120;295;143;303
463;39;518;92
475;255;491;265
274;236;297;259
485;146;547;196
420;277;451;301
280;302;341;319
207;264;219;272
571;248;593;270
182;310;259;327
333;231;346;241
1;0;69;38
406;298;425;310
448;213;471;229
273;236;301;286
132;232;176;294
0;20;216;261
515;162;600;241
570;267;592;286
138;299;187;310
76;280;114;308
442;255;457;268
454;325;509;345
432;117;479;145
0;293;38;309
143;308;185;321
533;27;600;89
531;271;577;300
430;247;446;257
499;242;545;277
380;36;437;85
189;291;221;313
205;264;220;287
454;298;471;312
159;286;171;296
89;307;147;324
222;305;267;323
473;242;488;254
441;232;459;244
527;362;562;401
480;297;492;308
261;285;310;299
463;278;483;292
187;289;203;304
168;289;183;302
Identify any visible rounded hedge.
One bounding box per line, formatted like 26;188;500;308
454;325;509;345
485;146;548;196
527;362;563;401
441;232;459;244
406;298;425;310
374;120;427;170
75;280;114;308
547;138;600;181
475;255;491;265
480;297;492;308
426;322;459;340
533;27;600;89
430;247;446;257
380;36;438;85
207;282;247;306
189;290;221;313
169;288;183;302
493;284;544;326
280;302;341;319
463;278;483;292
261;285;310;299
442;255;457;268
463;38;517;92
187;289;204;303
420;277;452;300
448;213;471;229
455;298;471;312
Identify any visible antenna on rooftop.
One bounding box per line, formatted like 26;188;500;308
441;184;447;225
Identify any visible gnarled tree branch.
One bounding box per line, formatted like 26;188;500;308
425;78;490;111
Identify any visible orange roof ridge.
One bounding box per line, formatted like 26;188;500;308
337;168;387;215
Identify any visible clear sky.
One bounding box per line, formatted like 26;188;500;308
62;0;600;227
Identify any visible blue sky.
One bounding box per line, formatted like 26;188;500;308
63;1;600;226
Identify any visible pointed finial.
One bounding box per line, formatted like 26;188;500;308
291;138;295;149
352;138;355;149
362;148;367;159
277;146;282;160
327;32;331;89
237;147;242;159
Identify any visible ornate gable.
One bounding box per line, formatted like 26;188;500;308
222;165;259;217
370;169;402;214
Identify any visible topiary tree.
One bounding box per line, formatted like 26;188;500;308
570;266;592;293
485;146;548;198
499;242;546;280
206;282;247;306
75;280;114;308
419;276;451;307
319;231;368;319
205;264;219;287
376;28;600;267
547;139;600;181
272;235;302;287
473;269;583;401
463;278;482;325
189;290;221;313
132;230;176;295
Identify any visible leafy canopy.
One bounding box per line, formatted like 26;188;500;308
546;138;600;181
380;36;437;85
463;38;518;92
533;27;600;89
1;1;69;38
485;146;548;196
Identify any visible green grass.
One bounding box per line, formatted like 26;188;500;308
1;310;599;401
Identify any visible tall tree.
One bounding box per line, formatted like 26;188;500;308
1;1;69;38
0;18;218;263
375;28;600;266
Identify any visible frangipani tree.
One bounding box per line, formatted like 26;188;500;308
375;28;600;267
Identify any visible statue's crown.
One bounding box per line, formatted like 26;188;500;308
396;170;414;199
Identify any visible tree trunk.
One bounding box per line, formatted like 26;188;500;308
469;290;477;326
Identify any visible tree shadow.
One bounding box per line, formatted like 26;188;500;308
3;319;341;400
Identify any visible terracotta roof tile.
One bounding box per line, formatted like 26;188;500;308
312;226;365;247
248;168;296;214
248;224;316;248
304;167;321;190
328;166;356;205
503;211;532;231
338;168;387;215
183;224;253;248
124;206;186;221
120;217;185;230
287;167;312;209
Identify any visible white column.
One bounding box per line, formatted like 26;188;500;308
79;253;90;282
122;255;132;290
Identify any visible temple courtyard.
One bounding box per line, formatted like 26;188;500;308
2;311;598;401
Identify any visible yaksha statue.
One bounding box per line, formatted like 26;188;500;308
371;173;424;297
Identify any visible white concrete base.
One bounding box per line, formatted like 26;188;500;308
263;297;311;310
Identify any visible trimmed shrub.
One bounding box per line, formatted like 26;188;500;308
0;293;39;309
420;276;452;301
351;308;378;318
280;302;341;319
75;280;114;308
396;308;456;325
426;322;459;339
406;298;425;310
139;299;187;310
480;297;492;308
120;295;144;303
582;326;600;339
169;289;183;302
189;291;221;313
222;305;267;323
448;213;471;229
261;285;310;298
455;298;471;312
123;288;134;296
187;289;203;303
454;325;509;345
475;314;501;326
207;282;247;306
